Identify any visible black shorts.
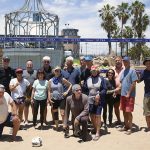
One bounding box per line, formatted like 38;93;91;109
52;99;66;110
0;113;13;136
114;94;121;104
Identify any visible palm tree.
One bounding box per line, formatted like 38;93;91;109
112;25;120;56
122;26;134;55
130;0;150;61
99;4;117;55
116;2;130;56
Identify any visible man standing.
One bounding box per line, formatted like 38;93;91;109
63;84;89;142
0;56;16;95
61;56;80;86
23;60;37;125
138;57;150;132
119;56;138;135
80;56;93;95
112;56;124;125
0;84;20;141
42;56;54;124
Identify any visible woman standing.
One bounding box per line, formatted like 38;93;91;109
86;65;106;141
9;68;30;122
49;66;72;130
31;68;49;129
103;69;118;127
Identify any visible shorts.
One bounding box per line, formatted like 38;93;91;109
24;98;31;106
114;94;121;104
52;99;66;110
89;104;103;115
143;97;150;116
0;113;13;136
120;96;135;112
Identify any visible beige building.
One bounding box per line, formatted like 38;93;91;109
61;28;80;58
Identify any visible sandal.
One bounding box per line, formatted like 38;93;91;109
93;135;100;141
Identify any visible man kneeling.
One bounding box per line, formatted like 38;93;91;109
63;84;89;142
0;84;20;141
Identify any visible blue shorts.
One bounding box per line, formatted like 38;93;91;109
0;113;13;136
89;104;103;115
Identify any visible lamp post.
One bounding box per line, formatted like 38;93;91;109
85;42;88;56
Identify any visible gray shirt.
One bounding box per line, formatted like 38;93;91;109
64;94;89;126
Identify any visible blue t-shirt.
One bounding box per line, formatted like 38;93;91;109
120;68;138;97
140;69;150;97
61;67;80;85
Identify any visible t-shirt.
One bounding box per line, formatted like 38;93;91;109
120;68;138;97
0;92;13;124
23;70;37;85
32;79;48;100
140;69;150;97
10;78;30;100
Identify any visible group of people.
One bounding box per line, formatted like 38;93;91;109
0;54;150;142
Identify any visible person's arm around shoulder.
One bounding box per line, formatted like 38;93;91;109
62;78;72;97
47;80;54;105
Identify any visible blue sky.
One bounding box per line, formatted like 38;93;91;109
0;0;150;54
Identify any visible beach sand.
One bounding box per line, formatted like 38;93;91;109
0;82;149;150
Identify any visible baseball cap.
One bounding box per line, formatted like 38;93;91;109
84;56;93;61
15;68;23;73
54;66;61;71
72;84;81;93
3;56;10;61
123;56;130;61
143;57;150;65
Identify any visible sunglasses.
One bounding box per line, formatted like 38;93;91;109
3;59;10;62
16;72;23;74
75;89;81;92
44;61;50;64
55;70;60;72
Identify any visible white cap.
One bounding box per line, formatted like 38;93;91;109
66;56;74;62
42;56;51;61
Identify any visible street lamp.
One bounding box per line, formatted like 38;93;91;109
85;42;88;56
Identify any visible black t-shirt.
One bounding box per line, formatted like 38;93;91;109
0;67;16;94
140;69;150;97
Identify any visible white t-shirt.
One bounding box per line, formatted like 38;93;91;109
10;78;30;100
0;92;13;124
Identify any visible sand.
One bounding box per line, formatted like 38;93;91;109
0;82;149;150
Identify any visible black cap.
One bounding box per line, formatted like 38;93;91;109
143;57;150;65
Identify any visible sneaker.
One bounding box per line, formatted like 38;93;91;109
119;126;128;132
93;135;100;141
64;129;70;138
73;126;81;137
